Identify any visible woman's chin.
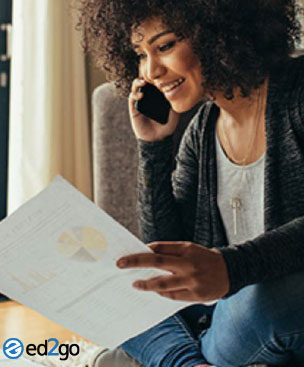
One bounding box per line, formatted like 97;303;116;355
171;100;201;113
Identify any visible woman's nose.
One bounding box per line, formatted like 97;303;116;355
145;56;165;81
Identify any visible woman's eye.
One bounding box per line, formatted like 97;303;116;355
158;41;176;52
135;40;176;61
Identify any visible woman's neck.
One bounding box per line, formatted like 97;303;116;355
212;77;269;127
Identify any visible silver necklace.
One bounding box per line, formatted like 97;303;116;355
220;87;263;235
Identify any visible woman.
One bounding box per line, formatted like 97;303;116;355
78;0;304;366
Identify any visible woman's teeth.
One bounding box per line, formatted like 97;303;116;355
162;78;185;93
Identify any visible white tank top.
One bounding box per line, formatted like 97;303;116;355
215;131;265;246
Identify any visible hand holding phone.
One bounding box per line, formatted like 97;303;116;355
128;78;180;142
135;83;171;124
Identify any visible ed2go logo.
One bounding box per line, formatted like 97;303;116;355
3;337;80;361
3;338;24;359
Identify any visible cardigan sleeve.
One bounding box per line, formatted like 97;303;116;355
299;69;304;124
136;110;203;244
219;217;304;295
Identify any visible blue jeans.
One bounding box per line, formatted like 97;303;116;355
121;271;304;367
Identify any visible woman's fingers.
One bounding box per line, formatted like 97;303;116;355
156;289;197;302
133;275;190;292
129;91;143;101
117;252;185;272
147;241;191;255
130;78;146;99
129;78;146;113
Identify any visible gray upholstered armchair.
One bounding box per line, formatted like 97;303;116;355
92;82;202;238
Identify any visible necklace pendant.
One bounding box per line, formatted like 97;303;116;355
230;197;242;236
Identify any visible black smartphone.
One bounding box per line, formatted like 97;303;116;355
135;83;171;124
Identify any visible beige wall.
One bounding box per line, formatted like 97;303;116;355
85;54;107;127
87;55;107;99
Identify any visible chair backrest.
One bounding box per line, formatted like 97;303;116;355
92;82;202;238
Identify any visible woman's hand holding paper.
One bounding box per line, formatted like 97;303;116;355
117;242;230;303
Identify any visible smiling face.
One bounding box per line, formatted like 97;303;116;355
131;17;205;113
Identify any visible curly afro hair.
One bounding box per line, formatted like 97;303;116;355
76;0;303;99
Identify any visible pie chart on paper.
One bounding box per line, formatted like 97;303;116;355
57;226;108;262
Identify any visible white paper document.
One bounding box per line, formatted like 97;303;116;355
0;176;193;348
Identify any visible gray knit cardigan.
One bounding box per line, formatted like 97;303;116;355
137;55;304;296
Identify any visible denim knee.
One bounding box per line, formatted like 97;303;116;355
201;271;304;366
225;271;304;341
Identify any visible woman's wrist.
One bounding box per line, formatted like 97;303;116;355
137;134;174;163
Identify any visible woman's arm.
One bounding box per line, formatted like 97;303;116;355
219;217;304;295
137;110;203;243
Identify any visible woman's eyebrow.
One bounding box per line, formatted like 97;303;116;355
132;30;173;49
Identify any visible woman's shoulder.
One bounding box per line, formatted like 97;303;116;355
270;54;304;100
186;101;216;133
284;54;304;86
178;101;218;155
269;54;304;136
177;101;211;152
286;53;304;69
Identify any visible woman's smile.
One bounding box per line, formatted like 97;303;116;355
160;78;185;98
